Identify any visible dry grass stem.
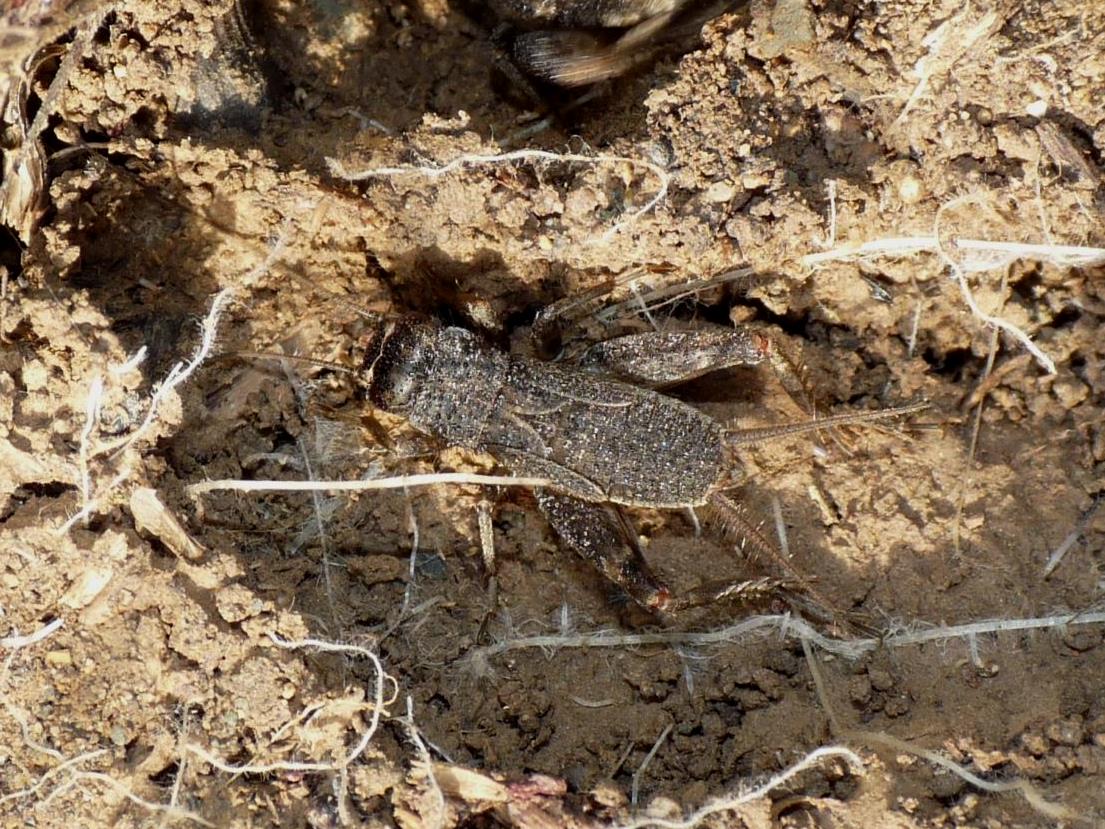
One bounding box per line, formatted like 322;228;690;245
1043;495;1102;578
187;472;551;498
77;373;104;526
0;266;10;343
612;746;864;829
299;433;340;630
802;236;1105;270
933;202;1057;374
631;724;672;807
0;618;64;650
327;149;670;240
568;695;616;708
770;495;790;558
819;179;838;248
109;345;148;376
468;609;1105;665
906;300;923;357
800;635;843;736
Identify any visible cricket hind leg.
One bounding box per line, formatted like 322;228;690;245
706;491;858;629
577;328;772;389
535;490;672;612
536;490;796;616
724;400;929;447
662;575;799;613
572;324;831;424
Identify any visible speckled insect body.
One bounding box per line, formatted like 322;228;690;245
362;318;735;509
490;0;690;28
358;315;831;613
479;0;708;87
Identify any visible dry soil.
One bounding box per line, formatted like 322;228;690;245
1;1;1104;827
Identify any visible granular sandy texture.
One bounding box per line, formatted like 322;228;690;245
1;0;1104;826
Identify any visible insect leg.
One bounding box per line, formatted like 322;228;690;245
725;400;929;447
663;576;797;613
576;328;771;388
534;490;673;612
531;275;622;358
475;499;500;644
707;491;849;627
758;332;819;417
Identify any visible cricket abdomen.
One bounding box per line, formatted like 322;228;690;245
491;354;727;509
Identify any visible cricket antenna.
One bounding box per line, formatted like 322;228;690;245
726;400;929;447
224;349;355;375
276;266;385;324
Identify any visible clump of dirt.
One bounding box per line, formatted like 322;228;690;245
2;0;1104;827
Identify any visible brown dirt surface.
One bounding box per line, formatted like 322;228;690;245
2;0;1104;826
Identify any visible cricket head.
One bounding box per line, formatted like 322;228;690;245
358;317;436;413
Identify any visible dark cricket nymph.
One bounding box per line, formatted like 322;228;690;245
361;316;733;509
356;315;924;615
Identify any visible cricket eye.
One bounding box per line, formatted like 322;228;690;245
382;363;417;407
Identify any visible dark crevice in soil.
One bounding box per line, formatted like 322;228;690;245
921;346;978;381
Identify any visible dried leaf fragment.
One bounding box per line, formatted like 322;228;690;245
129;487;204;560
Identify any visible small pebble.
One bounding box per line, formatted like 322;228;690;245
644;797;681;818
868;667;894;691
21;360;49;391
1025;99;1048;118
1046;717;1084;747
45;649;72;667
704;181;736;203
848;676;872;704
1021;731;1049;756
898;175;924;204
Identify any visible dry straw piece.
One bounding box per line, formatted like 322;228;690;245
326;148;671;241
802;217;1105;376
466;608;1105;665
612;746;864;829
